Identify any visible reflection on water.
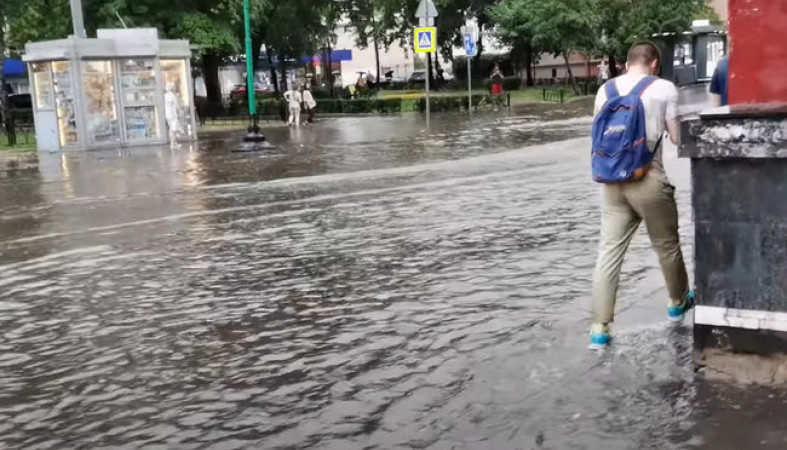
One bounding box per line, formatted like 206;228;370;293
0;99;784;449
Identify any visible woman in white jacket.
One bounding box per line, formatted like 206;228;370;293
283;84;302;127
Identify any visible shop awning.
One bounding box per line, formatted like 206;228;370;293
2;58;26;77
301;50;353;64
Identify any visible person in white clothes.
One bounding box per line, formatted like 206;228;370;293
164;82;181;146
283;84;303;127
301;85;317;124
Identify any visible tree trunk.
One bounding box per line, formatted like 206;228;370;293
280;59;288;92
251;36;263;74
326;44;334;98
426;53;434;87
202;53;223;103
524;47;534;87
474;23;485;63
562;52;580;95
608;54;619;78
434;56;443;90
268;50;279;95
0;24;10;146
373;35;381;85
371;14;381;85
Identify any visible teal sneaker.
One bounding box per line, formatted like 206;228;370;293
589;323;611;350
667;290;695;322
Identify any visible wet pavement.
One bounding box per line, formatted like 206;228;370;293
1;88;785;449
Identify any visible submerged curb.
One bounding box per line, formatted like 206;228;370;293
0;152;38;174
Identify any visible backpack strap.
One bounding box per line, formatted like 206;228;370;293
630;75;658;98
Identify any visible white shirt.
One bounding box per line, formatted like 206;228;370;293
194;77;207;98
302;90;317;109
594;73;679;172
284;90;302;108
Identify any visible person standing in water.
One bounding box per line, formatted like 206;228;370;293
301;85;317;124
490;64;504;96
283;83;303;127
164;82;182;147
589;42;694;349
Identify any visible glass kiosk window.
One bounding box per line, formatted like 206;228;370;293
120;59;160;141
53;61;78;146
160;59;193;138
83;60;120;144
31;62;54;110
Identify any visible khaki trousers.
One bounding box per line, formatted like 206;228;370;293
592;169;690;324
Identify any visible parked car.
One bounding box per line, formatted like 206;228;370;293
229;83;270;101
6;93;32;109
408;71;427;84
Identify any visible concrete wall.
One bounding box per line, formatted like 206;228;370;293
681;112;787;358
710;0;729;23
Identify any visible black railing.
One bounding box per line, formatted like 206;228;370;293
542;88;565;103
1;109;35;147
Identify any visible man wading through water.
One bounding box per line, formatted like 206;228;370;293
589;42;694;349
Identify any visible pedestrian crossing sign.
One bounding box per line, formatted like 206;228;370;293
414;27;437;53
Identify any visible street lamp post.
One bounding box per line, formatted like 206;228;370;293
242;0;265;143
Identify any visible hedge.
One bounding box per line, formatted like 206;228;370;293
314;94;508;114
484;76;522;91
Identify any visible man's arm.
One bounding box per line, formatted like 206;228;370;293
665;84;681;146
709;65;723;107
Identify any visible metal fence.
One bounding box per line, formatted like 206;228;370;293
0;109;35;147
542;88;565;103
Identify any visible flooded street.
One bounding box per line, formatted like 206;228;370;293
1;92;785;449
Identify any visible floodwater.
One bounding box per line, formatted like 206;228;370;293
0;91;785;449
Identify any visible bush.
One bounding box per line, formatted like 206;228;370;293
312;93;510;114
316;98;419;114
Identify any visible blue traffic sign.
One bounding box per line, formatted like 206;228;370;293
464;33;476;57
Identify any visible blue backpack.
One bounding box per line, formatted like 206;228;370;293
591;76;659;183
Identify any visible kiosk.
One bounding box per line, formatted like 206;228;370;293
24;28;196;151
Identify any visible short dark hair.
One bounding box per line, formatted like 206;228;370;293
627;41;661;66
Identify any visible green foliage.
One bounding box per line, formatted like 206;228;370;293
490;0;596;58
592;0;712;62
173;12;239;56
5;0;73;51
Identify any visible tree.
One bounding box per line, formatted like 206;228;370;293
487;0;538;86
173;6;240;103
592;0;712;76
489;0;596;94
434;0;496;61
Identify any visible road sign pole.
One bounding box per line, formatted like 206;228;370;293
467;58;472;113
415;0;438;130
425;62;431;128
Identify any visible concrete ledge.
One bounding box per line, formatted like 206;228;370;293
696;306;787;333
695;324;787;357
697;347;787;386
680;110;787;159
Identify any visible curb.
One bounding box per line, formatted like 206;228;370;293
0;152;38;174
